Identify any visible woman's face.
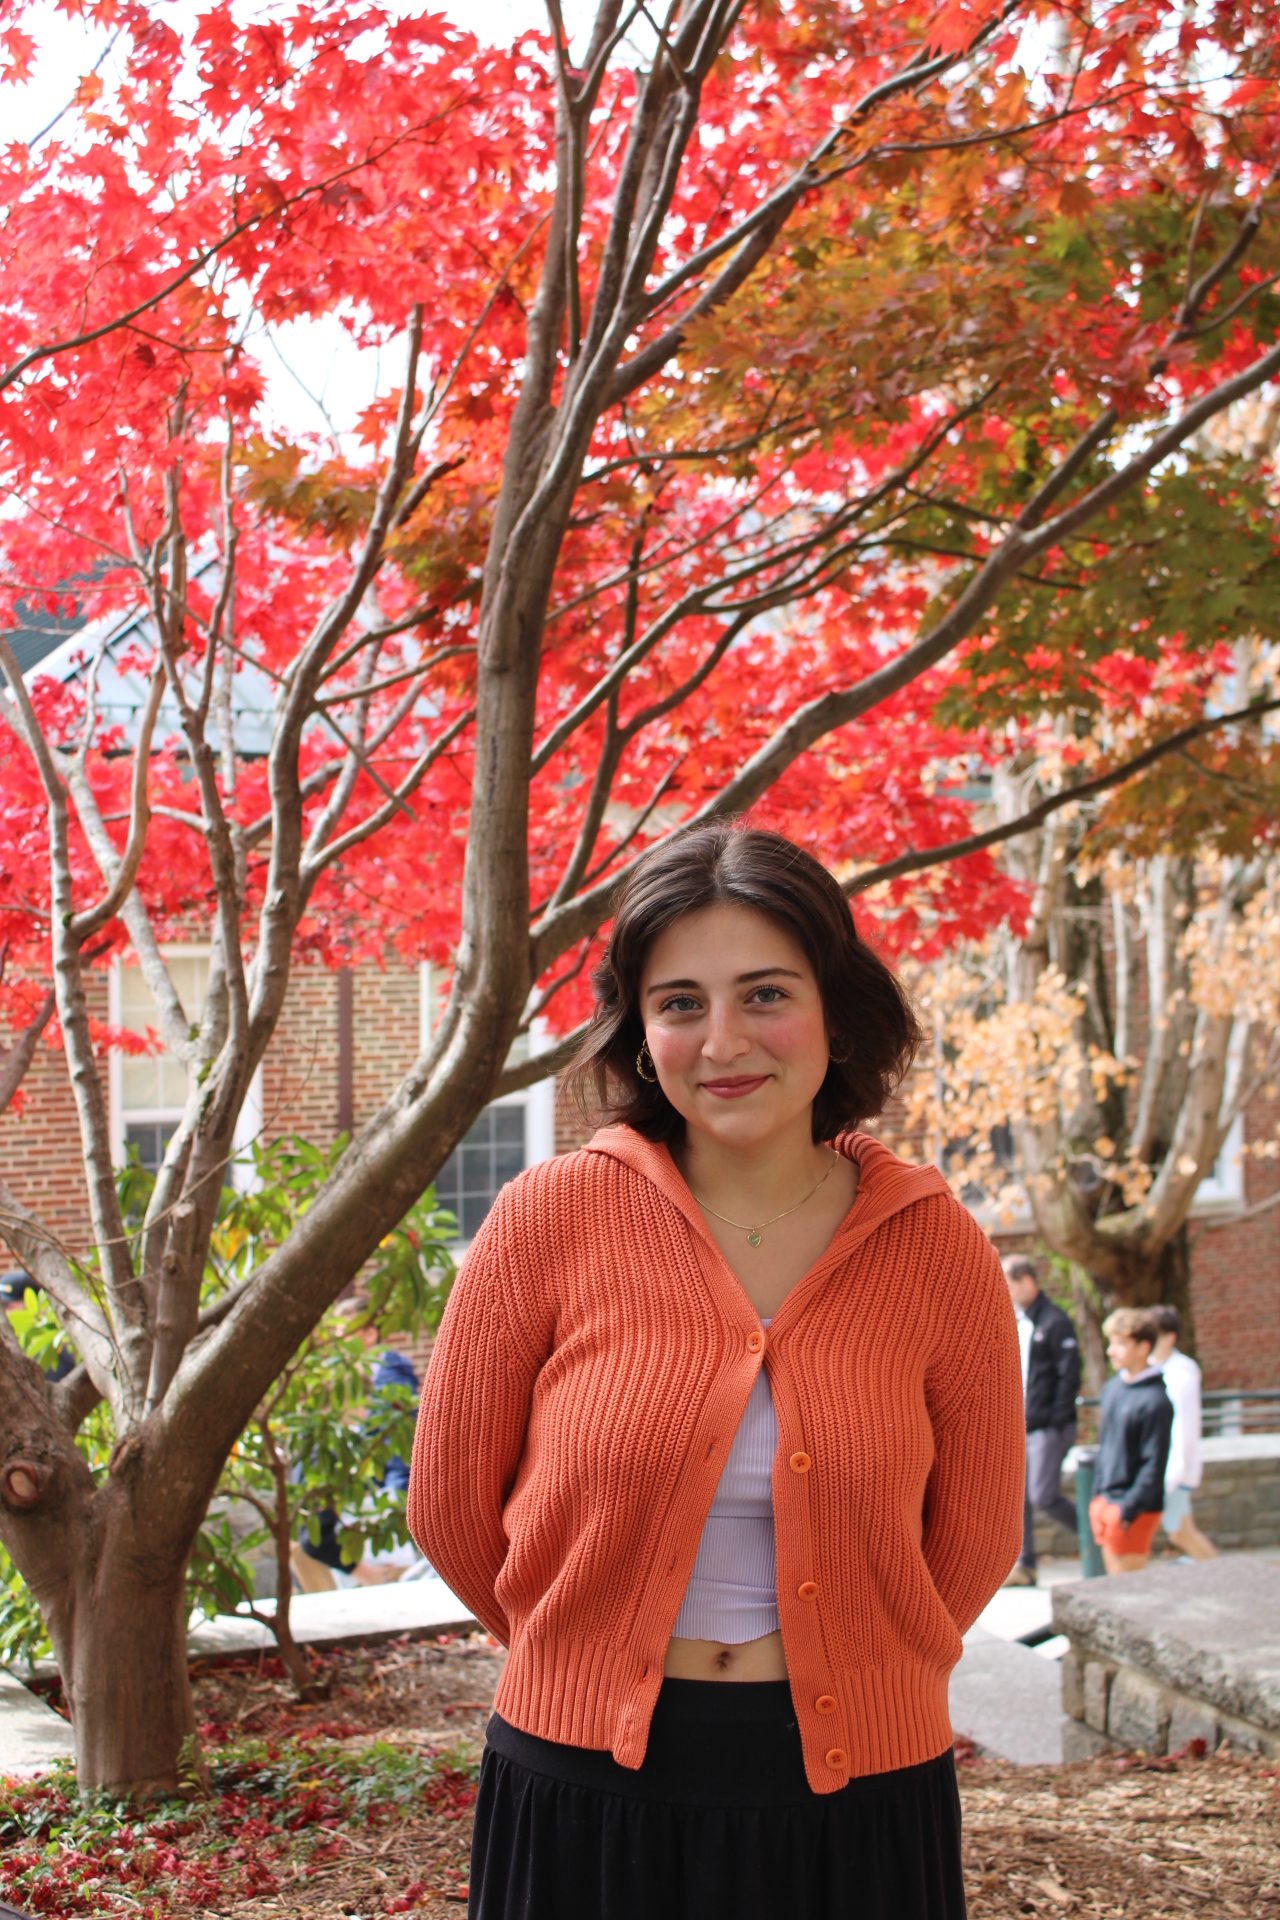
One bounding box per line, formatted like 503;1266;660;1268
638;902;832;1153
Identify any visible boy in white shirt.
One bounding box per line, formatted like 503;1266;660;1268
1152;1304;1217;1561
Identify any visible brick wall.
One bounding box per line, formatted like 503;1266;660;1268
0;974;111;1275
260;963;342;1145
349;966;421;1129
1186;1085;1280;1391
2;963;425;1261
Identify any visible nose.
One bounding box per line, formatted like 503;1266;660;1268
701;998;750;1064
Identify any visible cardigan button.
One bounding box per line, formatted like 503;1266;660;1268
825;1747;848;1771
815;1695;837;1715
798;1580;819;1600
746;1329;765;1353
789;1450;811;1473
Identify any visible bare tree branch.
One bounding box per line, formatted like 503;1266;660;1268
0;985;56;1116
845;696;1280;896
608;0;1023;403
491;1023;586;1098
531;395;983;776
301;707;475;883
69;664;165;942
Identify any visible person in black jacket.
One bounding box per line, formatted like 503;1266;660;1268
1090;1308;1173;1573
1002;1256;1081;1586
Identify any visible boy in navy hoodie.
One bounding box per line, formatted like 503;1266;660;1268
1090;1308;1174;1574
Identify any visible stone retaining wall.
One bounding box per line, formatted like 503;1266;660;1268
1033;1434;1280;1559
1053;1555;1280;1761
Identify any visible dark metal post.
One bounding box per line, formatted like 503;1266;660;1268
1073;1445;1104;1578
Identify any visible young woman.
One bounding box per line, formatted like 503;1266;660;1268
408;825;1024;1920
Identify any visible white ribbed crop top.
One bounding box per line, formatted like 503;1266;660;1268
671;1319;779;1642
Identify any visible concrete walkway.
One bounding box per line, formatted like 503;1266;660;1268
2;1563;1085;1780
187;1574;475;1661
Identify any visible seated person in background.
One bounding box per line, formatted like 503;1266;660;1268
293;1502;358;1592
1090;1308;1173;1575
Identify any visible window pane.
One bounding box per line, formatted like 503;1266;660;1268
118;955;209;1130
125;1121;178;1175
120;1051;164;1110
433;1101;528;1240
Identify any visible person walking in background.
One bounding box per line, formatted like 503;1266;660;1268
1090;1309;1173;1575
1152;1304;1216;1561
1002;1256;1080;1588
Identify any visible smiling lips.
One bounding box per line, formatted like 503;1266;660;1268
700;1075;770;1097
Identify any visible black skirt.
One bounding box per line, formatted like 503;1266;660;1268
468;1678;966;1920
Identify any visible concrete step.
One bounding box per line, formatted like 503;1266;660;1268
951;1627;1069;1765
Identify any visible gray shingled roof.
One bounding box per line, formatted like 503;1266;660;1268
1;591;90;682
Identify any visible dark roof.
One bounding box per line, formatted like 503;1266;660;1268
2;590;91;685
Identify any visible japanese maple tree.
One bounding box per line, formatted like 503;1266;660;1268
1;0;1279;1793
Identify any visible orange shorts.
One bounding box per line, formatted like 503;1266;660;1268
1089;1496;1160;1556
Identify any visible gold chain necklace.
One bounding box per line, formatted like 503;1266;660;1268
691;1151;840;1248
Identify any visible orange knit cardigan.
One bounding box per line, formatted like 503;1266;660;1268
408;1125;1024;1793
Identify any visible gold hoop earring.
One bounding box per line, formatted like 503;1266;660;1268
636;1040;657;1084
829;1039;851;1066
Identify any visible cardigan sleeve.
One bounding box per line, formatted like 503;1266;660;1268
920;1211;1025;1637
407;1182;552;1645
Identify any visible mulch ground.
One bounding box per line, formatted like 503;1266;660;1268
4;1633;1278;1918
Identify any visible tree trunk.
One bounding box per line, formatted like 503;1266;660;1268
36;1482;206;1799
1066;1262;1108;1397
1156;1224;1195;1343
1088;1217;1193;1315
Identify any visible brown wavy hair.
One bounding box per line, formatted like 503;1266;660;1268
561;824;922;1144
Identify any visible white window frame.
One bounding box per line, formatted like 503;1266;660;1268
1189;1023;1248;1213
419;964;556;1246
108;947;263;1191
1190;1108;1246;1213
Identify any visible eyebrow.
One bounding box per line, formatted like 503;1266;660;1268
645;967;805;996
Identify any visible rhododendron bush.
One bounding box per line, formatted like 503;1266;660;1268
0;0;1278;1794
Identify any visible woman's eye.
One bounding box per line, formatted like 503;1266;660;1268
751;985;787;1004
659;994;700;1013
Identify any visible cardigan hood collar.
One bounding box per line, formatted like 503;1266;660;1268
584;1124;949;1259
